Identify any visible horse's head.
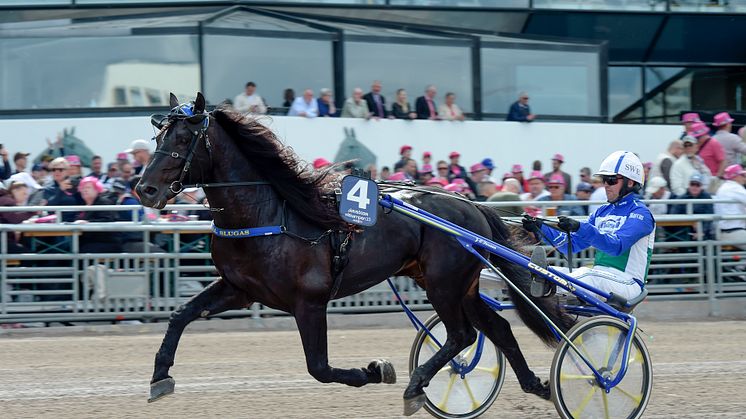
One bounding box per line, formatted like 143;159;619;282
137;92;211;209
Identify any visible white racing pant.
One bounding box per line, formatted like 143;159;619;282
479;265;643;301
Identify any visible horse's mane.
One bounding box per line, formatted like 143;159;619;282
211;108;347;231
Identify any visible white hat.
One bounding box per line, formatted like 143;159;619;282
645;176;667;195
125;139;150;153
6;172;41;191
595;150;644;184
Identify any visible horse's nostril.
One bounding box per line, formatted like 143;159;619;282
142;186;159;197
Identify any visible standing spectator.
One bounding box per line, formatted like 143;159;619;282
670;173;714;240
469;163;489;183
712;112;746;166
538;175;584;216
482;158;499;184
282;88;295;108
643;162;653;187
506;92;535;122
418;165;434;185
544;153;572;192
126;139;152;175
363;80;388;119
75;177;122;253
119;162;134;184
341;88;370;119
12;152;29;174
670;136;712;195
512;164;528;192
434;160;449;183
287;89;318;118
579;167;592;185
392;88;416;120
688;121;725;179
575;182;593;215
447;152;477;193
233;81;267;115
588;176;607;215
415;85;439;120
394;145;413;172
88;155;104;178
42;157;81;221
438;92;465;121
66;155;83;177
520;170;550;201
422;151;432;167
714;164;746;248
379;166;391;181
650;140;684;187
476;181;499;202
403;159;418;180
680;112;701;139
0;145;12;180
317;88;338;117
99;162;120;186
31;164;48;186
643;176;671;216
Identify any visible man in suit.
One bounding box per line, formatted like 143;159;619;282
363;80;389;119
415;85;439;120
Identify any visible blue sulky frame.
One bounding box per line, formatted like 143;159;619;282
379;194;638;392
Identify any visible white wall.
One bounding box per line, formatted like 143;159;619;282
0;116;681;186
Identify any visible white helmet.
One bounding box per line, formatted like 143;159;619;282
595;151;644;184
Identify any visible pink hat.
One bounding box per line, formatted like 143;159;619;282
469;163;487;173
547;174;565;185
681;112;701;123
449;151;460;159
528;170;544;181
116;152;129;161
452;178;467;185
77;176;104;194
502;172;514;180
643;162;653;169
387;171;408;181
423;151;431;158
724;164;746;180
400;145;412;155
312;157;332;169
713;112;735;127
444;183;465;193
552;153;564;162
65;155;81;166
511;164;523;173
688;122;710;138
426;177;448;187
418;164;433;174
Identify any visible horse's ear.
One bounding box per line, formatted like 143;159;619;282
194;92;205;114
169;93;179;108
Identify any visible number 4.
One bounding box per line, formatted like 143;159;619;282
347;180;371;210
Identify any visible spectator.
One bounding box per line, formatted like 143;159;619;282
688;121;725;179
42;157;81;221
670;173;714;240
670;136;712;195
512;164;527;192
532;159;542;172
363;80;388;119
712;112;746;166
469;163;489;183
99;162;120;185
12;152;29;174
365;164;378;181
394;145;413;172
438;92;465;121
31;163;48;185
426;177;448;188
506;91;535;122
680;112;701;139
487;179;524;217
544;153;572;192
66;155;83;177
234;81;267;115
418;164;434;185
6;169;41;192
313;158;332;170
119;162;134;184
392;88;416;120
502;178;522;194
402;159;418;180
282;88;295;108
482;158;499;184
380;166;391;181
317;88;338;117
422;151;432;167
126;139;152;175
643;162;653;186
714;164;746;248
0;145;11;180
75;176;122;253
538;175;584;216
579;167;592;185
341;88;370;119
588;176;607;214
740;126;745;141
650;140;684;187
0;182;35;253
475;181;498;201
415;85;439;120
520;170;550;201
88;155;104;178
643;176;671;216
288;89;318;118
575;182;593;215
434;160;449;183
116;152;129;168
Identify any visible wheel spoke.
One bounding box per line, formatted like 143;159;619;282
436;373;459;411
601;388;611;419
614;385;644;404
425;336;441;354
571;385;598;418
462;377;481;409
560;373;595;381
475;365;501;378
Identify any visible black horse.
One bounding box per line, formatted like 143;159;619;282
137;93;575;415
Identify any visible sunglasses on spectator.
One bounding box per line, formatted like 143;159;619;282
437;167;448;171
601;175;623;185
51;168;66;172
690;182;702;187
683;143;694;148
547;185;562;190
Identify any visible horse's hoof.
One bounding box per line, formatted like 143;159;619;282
522;377;551;400
148;377;175;403
403;393;427;416
369;359;396;384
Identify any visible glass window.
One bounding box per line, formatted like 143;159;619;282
388;0;527;7
670;0;746;13
651;16;746;64
645;67;685;94
481;47;600;116
0;35;199;109
608;67;642;119
533;0;665;11
345;42;472;112
202;35;333;110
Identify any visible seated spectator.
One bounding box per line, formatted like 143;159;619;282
392;89;416;120
402;159;418;180
88;155;104;178
469;163;489;183
12;152;29;175
538;175;584;216
282;88;295;108
363;80;388;119
0;182;35;253
42;157;82;221
511;165;527;192
341;88;370;119
670;173;714;240
31;163;48;186
575;182;593;215
288;89;318;118
394;145;413;172
438;92;465;121
475;181;498;201
715;164;746;248
317;88;338;117
365;164;378;181
501;178;522;194
418;165;434;185
426;177;448;188
520;170;550;201
75;176;122;253
233;81;267;115
651;140;683;187
100;162;120;185
66;155;83;177
506;91;535;122
643;176;671;216
435;160;450;181
380;166;391;181
415;85;439;120
6;169;41;191
670;136;712;195
487;179;524;217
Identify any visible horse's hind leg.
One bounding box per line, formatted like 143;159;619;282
462;295;550;400
294;299;397;387
149;278;249;402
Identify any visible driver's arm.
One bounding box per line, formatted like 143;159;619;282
575;209;654;256
538;212;595;255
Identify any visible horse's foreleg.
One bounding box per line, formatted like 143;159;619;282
149;278;249;402
294;300;396;387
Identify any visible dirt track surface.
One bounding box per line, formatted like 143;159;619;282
1;320;745;418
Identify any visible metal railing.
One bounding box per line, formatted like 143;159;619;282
0;200;744;323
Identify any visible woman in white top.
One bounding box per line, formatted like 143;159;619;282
437;92;465;121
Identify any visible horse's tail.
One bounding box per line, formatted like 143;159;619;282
476;205;576;347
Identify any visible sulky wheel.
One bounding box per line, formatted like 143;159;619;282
549;316;653;419
408;314;505;419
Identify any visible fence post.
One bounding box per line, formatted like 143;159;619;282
1;230;7;315
706;241;719;317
